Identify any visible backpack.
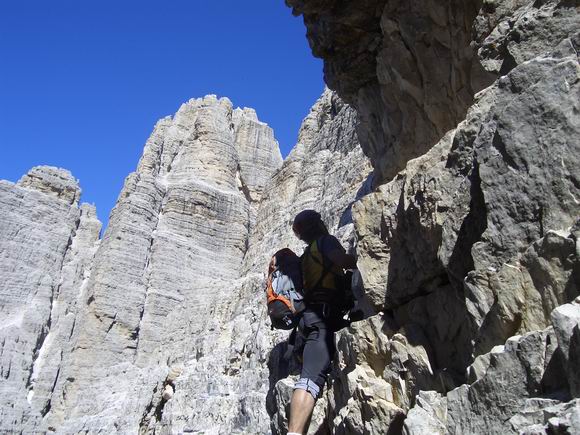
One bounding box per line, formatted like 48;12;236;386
265;248;304;330
301;236;355;314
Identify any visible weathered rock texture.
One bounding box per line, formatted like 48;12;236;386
286;0;495;185
158;89;371;434
2;0;580;433
0;167;101;430
0;90;371;434
285;0;580;433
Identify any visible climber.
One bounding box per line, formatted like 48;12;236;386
287;209;357;435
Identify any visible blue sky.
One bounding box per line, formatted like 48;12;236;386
0;1;324;227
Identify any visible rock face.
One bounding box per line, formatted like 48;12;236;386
47;95;286;433
286;0;494;185
0;167;101;430
285;0;579;433
158;89;371;434
0;90;371;433
1;0;579;433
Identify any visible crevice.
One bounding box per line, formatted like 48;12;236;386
134;190;167;355
68;317;76;340
447;160;488;287
25;212;81;399
138;377;174;433
537;205;545;238
139;385;159;432
106;314;118;335
132;307;144;342
235;164;253;204
235;163;254;262
156;138;166;177
41;352;62;417
499;50;518;76
492;129;519;170
153;393;167;422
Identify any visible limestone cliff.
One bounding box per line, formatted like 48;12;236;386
0;167;101;430
159;88;371;434
1;0;579;433
286;0;580;433
0;90;371;434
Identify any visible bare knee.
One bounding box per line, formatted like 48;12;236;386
294;377;321;400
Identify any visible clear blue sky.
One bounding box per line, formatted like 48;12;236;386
0;1;324;227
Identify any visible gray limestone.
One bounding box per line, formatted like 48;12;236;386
0;167;98;431
0;90;370;434
288;0;579;433
1;0;580;432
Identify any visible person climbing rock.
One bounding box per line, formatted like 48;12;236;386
287;209;357;435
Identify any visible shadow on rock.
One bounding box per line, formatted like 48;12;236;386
266;340;300;417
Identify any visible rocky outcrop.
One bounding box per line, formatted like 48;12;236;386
42;95;284;433
0;97;281;432
249;89;372;434
244;88;372;273
403;300;580;434
287;0;579;433
286;0;495;185
0;167;100;431
158;89;371;434
2;1;579;432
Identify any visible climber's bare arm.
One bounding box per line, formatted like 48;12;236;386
326;249;357;270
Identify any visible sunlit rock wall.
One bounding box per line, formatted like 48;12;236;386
0;96;284;433
2;0;579;432
0;90;371;434
157;89;371;434
0;167;101;431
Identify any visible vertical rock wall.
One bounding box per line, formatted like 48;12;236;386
156;89;371;434
0;167;101;432
1;1;579;432
286;0;495;185
47;95;283;433
286;0;579;433
0;90;370;433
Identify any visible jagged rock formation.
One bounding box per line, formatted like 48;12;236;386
45;95;286;433
158;89;371;434
285;0;580;433
286;0;495;186
0;167;101;430
0;91;371;433
0;96;281;432
1;0;579;433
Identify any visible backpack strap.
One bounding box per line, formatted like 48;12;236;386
304;236;354;314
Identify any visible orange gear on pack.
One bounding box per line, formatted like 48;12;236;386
265;248;304;330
